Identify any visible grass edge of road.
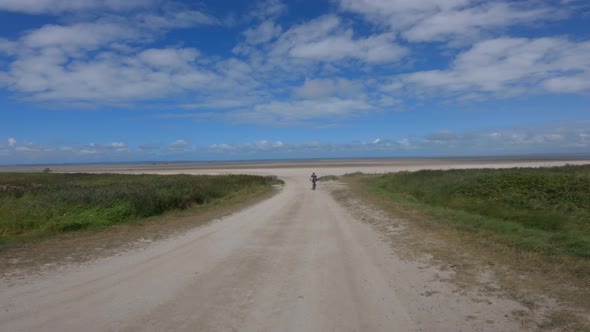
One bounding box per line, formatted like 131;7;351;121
330;171;590;332
1;173;282;244
0;176;283;278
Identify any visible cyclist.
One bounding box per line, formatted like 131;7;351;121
310;172;318;190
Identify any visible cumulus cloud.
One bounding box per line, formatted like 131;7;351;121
395;37;590;98
168;139;191;152
0;0;588;130
1;46;217;102
337;0;558;43
269;15;407;64
170;139;188;147
110;142;126;151
0;140;134;163
542;75;590;94
138;48;200;68
22;21;138;51
233;14;408;77
210;140;285;154
2;122;589;164
0;4;224;105
243;20;282;45
0;38;17;55
204;125;590;157
248;0;287;21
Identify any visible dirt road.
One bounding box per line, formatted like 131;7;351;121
5;160;585;331
0;176;525;331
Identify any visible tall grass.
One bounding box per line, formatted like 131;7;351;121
362;165;590;259
0;173;277;242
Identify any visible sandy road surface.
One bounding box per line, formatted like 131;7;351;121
0;160;587;331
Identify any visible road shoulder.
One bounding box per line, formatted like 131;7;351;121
324;178;590;331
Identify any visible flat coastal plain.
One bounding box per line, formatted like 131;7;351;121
1;157;588;332
3;156;588;176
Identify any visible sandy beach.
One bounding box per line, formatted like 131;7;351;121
2;157;588;177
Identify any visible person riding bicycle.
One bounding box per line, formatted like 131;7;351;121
310;172;318;190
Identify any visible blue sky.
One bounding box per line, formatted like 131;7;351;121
0;0;589;164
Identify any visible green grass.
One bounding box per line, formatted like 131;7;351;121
358;165;590;260
0;173;279;244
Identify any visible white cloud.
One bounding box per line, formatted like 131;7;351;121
243;20;282;45
23;21;137;51
270;15;407;64
338;0;469;30
337;0;558;43
248;0;287;21
398;138;411;148
207;140;286;155
403;2;553;42
170;139;188;147
0;0;155;14
0;0;588;130
180;97;257;110
8;137;16;146
230;97;372;125
111;142;125;148
1;45;217;102
209;143;234;151
0;38;17;55
203;124;590;157
542;75;590;94
79;148;98;155
0;4;227;104
397;37;590;98
254;140;283;149
138;48;199;68
2;122;589;164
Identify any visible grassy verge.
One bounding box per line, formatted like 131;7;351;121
0;173;281;247
359;165;590;261
337;165;590;331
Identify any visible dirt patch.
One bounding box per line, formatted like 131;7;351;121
324;179;590;332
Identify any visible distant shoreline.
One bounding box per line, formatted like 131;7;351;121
1;155;590;173
3;154;590;167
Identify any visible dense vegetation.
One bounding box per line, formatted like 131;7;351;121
363;165;590;259
0;173;278;242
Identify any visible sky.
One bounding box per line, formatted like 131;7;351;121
0;0;589;164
